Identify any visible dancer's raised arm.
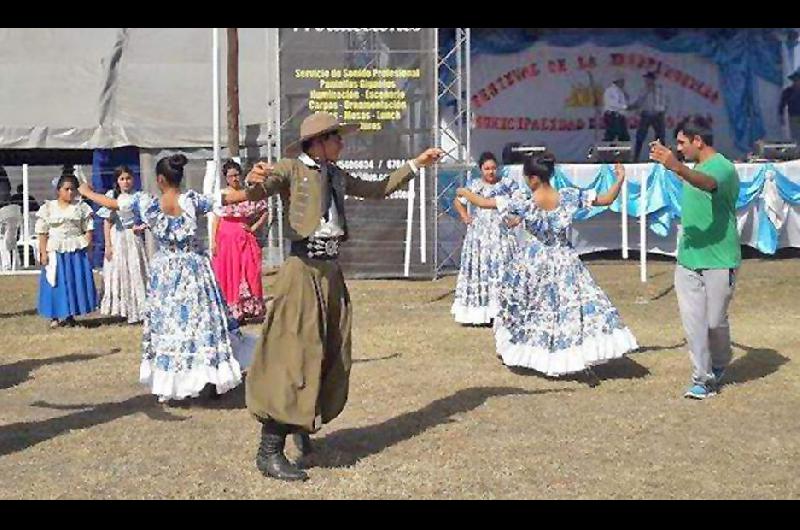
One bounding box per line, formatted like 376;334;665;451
456;187;497;210
78;182;119;210
593;162;627;206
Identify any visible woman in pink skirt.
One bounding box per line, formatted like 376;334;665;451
211;160;269;323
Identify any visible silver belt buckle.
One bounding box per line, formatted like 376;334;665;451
324;239;339;257
305;238;339;259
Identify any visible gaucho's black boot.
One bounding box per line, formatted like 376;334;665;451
256;421;309;481
292;432;314;457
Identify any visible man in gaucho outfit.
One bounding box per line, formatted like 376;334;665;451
228;112;443;481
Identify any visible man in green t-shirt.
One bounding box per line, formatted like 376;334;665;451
650;115;741;400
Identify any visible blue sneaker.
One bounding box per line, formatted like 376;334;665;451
684;384;717;400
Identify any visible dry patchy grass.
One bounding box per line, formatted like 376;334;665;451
0;258;798;499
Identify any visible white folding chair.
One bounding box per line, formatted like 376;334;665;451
0;205;22;270
16;211;39;267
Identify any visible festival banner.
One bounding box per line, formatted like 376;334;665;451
469;44;783;162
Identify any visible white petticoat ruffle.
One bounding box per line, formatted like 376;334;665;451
140;330;258;400
495;324;639;376
45;235;90;253
140;358;242;401
451;301;499;325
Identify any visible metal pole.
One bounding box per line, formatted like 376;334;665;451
455;29;463;161
210;28;221;249
265;28;275;257
213;28;222;185
640;170;648;282
226;28;240;158
621;164;629;259
464;28;472;164
420;166;426;263
274;28;285;262
433;28;440;278
22;163;30;268
404;176;415;277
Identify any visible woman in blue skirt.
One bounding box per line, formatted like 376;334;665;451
36;174;98;328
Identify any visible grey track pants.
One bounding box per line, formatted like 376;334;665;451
674;264;737;386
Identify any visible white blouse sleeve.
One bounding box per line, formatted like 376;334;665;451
34;202;51;234
117;191;154;219
79;202;95;232
458;179;483;206
495;194;528;217
193;190;223;216
96;190;116;220
579;189;598;209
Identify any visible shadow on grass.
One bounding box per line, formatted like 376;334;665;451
311;386;573;469
353;352;401;364
636;339;687;354
0;394;186;457
426;289;455;304
170;354;403;412
650;283;675;302
73;316;132;329
0;308;37;318
0;349;122;390
506;357;650;386
591;357;651;381
727;342;790;386
160;382;247;411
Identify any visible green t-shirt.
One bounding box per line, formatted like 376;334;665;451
678;152;741;270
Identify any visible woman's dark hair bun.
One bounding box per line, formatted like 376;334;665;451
155;153;189;187
168;154;188;171
522;150;557;183
535;152;556;166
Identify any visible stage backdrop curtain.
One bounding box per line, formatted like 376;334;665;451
440;28;786;153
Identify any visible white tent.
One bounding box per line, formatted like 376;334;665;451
0;28;273;150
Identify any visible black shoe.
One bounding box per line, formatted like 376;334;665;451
584;367;601;388
256;422;308;482
293;432;313;456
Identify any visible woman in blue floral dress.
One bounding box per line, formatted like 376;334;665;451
452;154;532;325
489;167;532;286
79;154;256;403
457;153;638;378
97;166;149;324
451;152;504;324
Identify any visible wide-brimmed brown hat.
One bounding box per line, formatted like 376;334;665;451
285;112;360;157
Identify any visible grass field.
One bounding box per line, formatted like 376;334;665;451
0;257;798;499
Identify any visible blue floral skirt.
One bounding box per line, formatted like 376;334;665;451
37;249;98;320
451;214;506;324
140;249;256;400
495;245;638;376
